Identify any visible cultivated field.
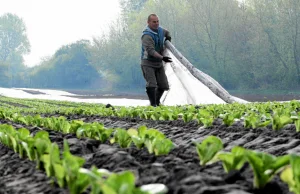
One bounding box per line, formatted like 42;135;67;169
0;96;299;194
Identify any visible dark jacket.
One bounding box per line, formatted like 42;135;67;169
141;26;170;68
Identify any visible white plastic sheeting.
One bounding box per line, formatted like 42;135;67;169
162;49;226;106
165;40;250;104
0;87;149;107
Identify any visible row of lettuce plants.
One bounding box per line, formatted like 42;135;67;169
2;97;300;131
0;110;174;156
0;96;100;108
0;101;17;109
0;124;153;194
195;135;300;193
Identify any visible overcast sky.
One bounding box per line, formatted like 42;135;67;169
0;0;121;67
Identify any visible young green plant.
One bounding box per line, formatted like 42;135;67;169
246;150;290;189
217;146;246;173
195;136;223;166
280;154;300;194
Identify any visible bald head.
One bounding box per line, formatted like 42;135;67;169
147;14;159;30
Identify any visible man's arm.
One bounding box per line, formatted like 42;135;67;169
164;29;171;41
142;34;163;59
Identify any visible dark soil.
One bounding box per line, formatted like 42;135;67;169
0;114;297;194
21;89;47;95
0;143;67;194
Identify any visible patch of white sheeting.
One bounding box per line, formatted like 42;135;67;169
161;48;248;105
161;50;226;106
0;87;149;107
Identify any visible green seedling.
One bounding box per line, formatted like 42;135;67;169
217;146;246;173
281;154;300;194
246;150;290;188
195;136;223;166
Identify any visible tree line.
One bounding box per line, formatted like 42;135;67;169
1;0;300;93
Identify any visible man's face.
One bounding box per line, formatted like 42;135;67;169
148;16;159;30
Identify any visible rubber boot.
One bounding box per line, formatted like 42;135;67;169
146;87;156;107
156;88;164;106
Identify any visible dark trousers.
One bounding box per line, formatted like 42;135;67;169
141;65;169;106
141;65;169;90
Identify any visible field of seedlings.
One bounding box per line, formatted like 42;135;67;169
1;96;300;194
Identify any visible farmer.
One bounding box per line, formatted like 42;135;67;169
141;13;172;107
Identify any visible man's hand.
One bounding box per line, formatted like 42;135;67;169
162;56;172;63
165;36;171;42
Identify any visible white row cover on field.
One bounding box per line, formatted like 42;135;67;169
0;87;149;106
160;46;248;106
162;49;226;105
